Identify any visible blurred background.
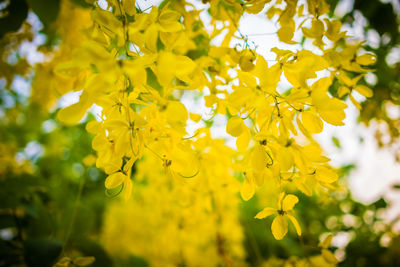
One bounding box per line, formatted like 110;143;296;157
1;0;400;266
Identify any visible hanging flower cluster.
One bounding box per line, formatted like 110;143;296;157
33;0;375;245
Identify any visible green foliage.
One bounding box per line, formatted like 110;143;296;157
0;0;29;38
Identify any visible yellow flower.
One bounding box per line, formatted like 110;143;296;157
255;192;302;240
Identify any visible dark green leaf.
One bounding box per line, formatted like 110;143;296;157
0;0;29;38
24;239;63;267
26;0;60;30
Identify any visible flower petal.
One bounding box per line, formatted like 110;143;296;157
271;215;288;240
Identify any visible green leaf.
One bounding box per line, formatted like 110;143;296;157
392;184;400;190
26;0;60;28
146;68;162;92
0;215;15;229
24;239;63;267
0;0;29;38
332;136;341;148
371;197;387;209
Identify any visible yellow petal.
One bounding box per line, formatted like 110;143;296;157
337;86;350;97
104;158;123;175
83;155;96;166
302;111;323;134
145;24;158;53
271;216;288;240
226;116;245;137
321;248;339;264
156;51;175;86
356;54;376;65
105;172;126;189
287;214;302;236
57;104;86;125
158;10;181;32
189;113;202;122
254;171;265;187
86;120;102;134
277;192;286;211
236;128;251;152
277;26;296;44
294;179;312;196
318;109;346;126
165;101;188;125
251;145;268;172
277;147;294;171
175;55;196;77
315;166;338;183
319;234;334;249
349;93;362;110
354;85;373;98
282;194;299;211
159;20;182;33
240;176;255;201
123;0;136;16
74;256;95;266
91;9;121;34
123;178;133;201
254;207;276;219
239;50;256;72
296;115;311;139
91;134;109;151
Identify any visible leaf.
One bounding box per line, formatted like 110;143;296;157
392;184;400;190
26;0;60;25
332;136;341;148
372;197;387;209
0;0;29;38
24;239;63;267
271;216;288;240
254;207;276;219
146;67;163;92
